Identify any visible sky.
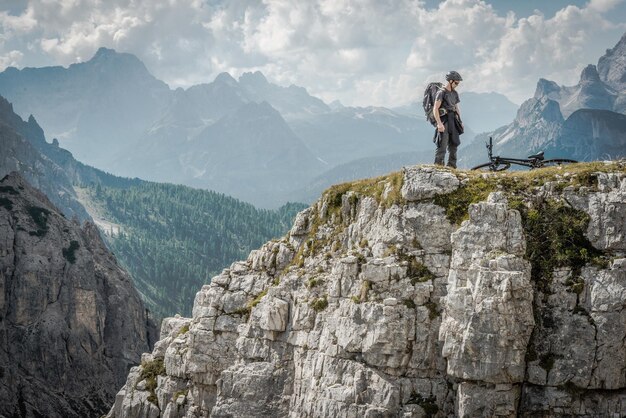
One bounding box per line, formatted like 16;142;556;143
1;0;625;107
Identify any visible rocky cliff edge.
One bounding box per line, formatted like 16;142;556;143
108;162;626;417
0;172;156;417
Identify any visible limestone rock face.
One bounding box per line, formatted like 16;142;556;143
0;173;156;417
108;164;626;417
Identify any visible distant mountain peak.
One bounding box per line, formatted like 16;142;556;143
534;78;561;99
580;64;601;83
83;46;149;75
94;46;116;58
239;71;269;86
214;72;238;86
598;32;626;91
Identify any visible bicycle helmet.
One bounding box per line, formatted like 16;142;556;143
445;71;463;82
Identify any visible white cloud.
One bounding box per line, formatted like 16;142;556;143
0;50;24;69
0;6;36;34
0;0;625;106
588;0;623;12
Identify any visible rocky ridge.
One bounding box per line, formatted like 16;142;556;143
0;173;156;417
108;162;626;417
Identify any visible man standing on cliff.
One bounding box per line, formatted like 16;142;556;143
433;71;464;168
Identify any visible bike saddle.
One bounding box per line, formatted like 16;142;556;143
527;151;544;160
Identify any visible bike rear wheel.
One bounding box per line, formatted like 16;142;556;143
471;162;511;171
540;159;578;168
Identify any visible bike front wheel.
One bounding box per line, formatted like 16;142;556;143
471;162;511;172
539;159;578;168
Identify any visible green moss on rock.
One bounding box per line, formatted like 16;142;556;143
0;197;13;210
62;240;80;264
139;358;166;405
310;296;328;312
26;205;51;236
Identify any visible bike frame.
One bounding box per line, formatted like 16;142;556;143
485;137;543;169
472;137;577;171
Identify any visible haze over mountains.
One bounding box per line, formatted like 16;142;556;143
0;93;303;320
0;47;513;207
461;32;626;168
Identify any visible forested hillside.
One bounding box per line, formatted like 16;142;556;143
83;182;305;319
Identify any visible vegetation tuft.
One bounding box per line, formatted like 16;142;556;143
0;197;13;210
26;205;51;236
0;186;19;195
139;358;166;405
406;392;439;417
324;171;405;212
310;295;329;312
62;240;80;264
510;199;606;292
249;289;268;309
177;324;190;336
425;301;439;320
397;249;436;284
433;176;495;225
403;299;416;309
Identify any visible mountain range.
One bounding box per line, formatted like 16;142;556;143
0;48;514;207
461;32;626;168
0;93;303;320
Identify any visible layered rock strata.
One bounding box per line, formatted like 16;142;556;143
0;173;156;417
108;164;626;417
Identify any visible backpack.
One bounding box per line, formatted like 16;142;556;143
422;82;443;126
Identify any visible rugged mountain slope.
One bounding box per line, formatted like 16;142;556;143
548;109;626;161
238;70;331;119
0;173;156;418
464;32;626;169
0;96;90;220
459;92;565;167
117;101;325;207
538;65;617;119
598;32;626;113
108;162;626;417
0;47;172;168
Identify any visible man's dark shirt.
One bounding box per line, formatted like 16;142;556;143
434;88;461;146
434;88;460;112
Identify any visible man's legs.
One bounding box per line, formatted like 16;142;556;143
447;143;458;168
434;130;449;165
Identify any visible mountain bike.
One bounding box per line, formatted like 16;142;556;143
471;137;578;171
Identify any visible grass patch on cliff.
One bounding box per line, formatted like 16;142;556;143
396;249;436;284
433;161;625;225
62;240;80;264
433;176;496;225
0;197;13;210
289;172;405;272
26;205;51;236
233;289;269;318
509;199;606;291
177;324;190;336
310;295;329;312
324;171;405;214
139;358;166;405
0;186;19;195
406;392;439;417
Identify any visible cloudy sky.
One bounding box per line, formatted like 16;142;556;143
1;0;625;106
